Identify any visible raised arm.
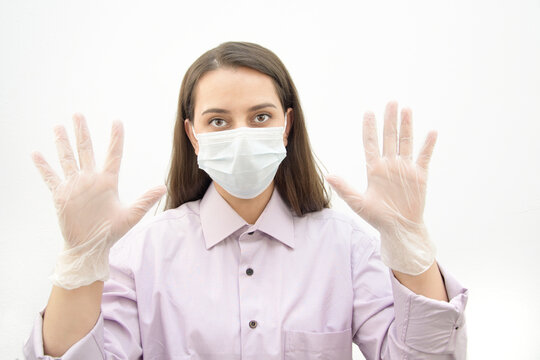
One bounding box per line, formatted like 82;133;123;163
29;113;166;356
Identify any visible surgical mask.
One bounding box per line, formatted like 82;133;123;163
192;114;288;199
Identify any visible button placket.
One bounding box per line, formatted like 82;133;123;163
238;229;263;354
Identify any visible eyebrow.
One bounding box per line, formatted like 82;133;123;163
201;102;277;116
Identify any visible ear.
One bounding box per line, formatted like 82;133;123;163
283;107;293;147
184;118;199;155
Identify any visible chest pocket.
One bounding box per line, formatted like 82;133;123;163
284;328;352;360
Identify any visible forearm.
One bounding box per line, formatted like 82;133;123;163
43;280;104;356
392;261;449;302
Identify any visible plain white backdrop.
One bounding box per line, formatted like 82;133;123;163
1;0;539;358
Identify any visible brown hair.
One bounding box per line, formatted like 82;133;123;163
163;41;329;215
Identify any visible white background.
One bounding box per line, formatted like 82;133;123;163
1;0;539;359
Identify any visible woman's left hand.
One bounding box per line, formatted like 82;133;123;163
326;100;437;275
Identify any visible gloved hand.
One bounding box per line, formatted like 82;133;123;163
326;101;437;275
31;113;167;289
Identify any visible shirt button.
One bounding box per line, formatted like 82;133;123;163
246;268;254;276
247;231;254;235
249;320;258;329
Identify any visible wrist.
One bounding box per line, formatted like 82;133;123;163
392;261;449;301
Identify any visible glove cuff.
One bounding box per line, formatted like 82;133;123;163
380;223;437;275
49;244;111;290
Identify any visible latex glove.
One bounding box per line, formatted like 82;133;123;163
31;113;167;289
326;101;437;275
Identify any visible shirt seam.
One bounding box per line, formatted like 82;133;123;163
351;232;380;299
91;330;106;359
350;232;379;342
402;293;412;360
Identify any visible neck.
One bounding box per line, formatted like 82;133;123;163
214;182;274;224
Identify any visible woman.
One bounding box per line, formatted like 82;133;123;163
25;41;468;359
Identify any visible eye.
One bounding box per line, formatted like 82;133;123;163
209;118;227;128
253;113;271;124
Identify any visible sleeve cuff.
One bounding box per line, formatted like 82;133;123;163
389;262;469;353
23;306;105;360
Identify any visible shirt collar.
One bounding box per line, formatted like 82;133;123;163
200;182;295;250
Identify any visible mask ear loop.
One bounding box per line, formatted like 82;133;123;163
283;112;288;136
190;121;199;141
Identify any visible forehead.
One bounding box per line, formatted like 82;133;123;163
193;66;281;114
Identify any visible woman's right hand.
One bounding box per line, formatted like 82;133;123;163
31;113;167;289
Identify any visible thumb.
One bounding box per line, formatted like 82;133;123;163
326;175;366;215
125;185;168;229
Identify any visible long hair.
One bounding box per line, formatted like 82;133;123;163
163;41;329;216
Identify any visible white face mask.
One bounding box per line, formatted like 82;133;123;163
192;113;288;199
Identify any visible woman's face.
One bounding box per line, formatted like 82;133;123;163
184;66;292;155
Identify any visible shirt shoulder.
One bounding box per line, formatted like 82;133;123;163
294;207;378;250
296;207;373;234
110;199;203;263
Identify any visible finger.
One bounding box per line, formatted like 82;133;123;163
103;120;124;176
53;125;79;178
383;100;398;157
398;107;413;160
326;175;366;215
73;113;96;171
123;185;168;230
416;131;438;170
30;151;62;193
363;111;380;168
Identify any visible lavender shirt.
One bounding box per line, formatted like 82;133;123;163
24;182;468;359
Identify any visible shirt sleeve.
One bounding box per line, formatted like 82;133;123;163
351;231;469;359
22;240;143;359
